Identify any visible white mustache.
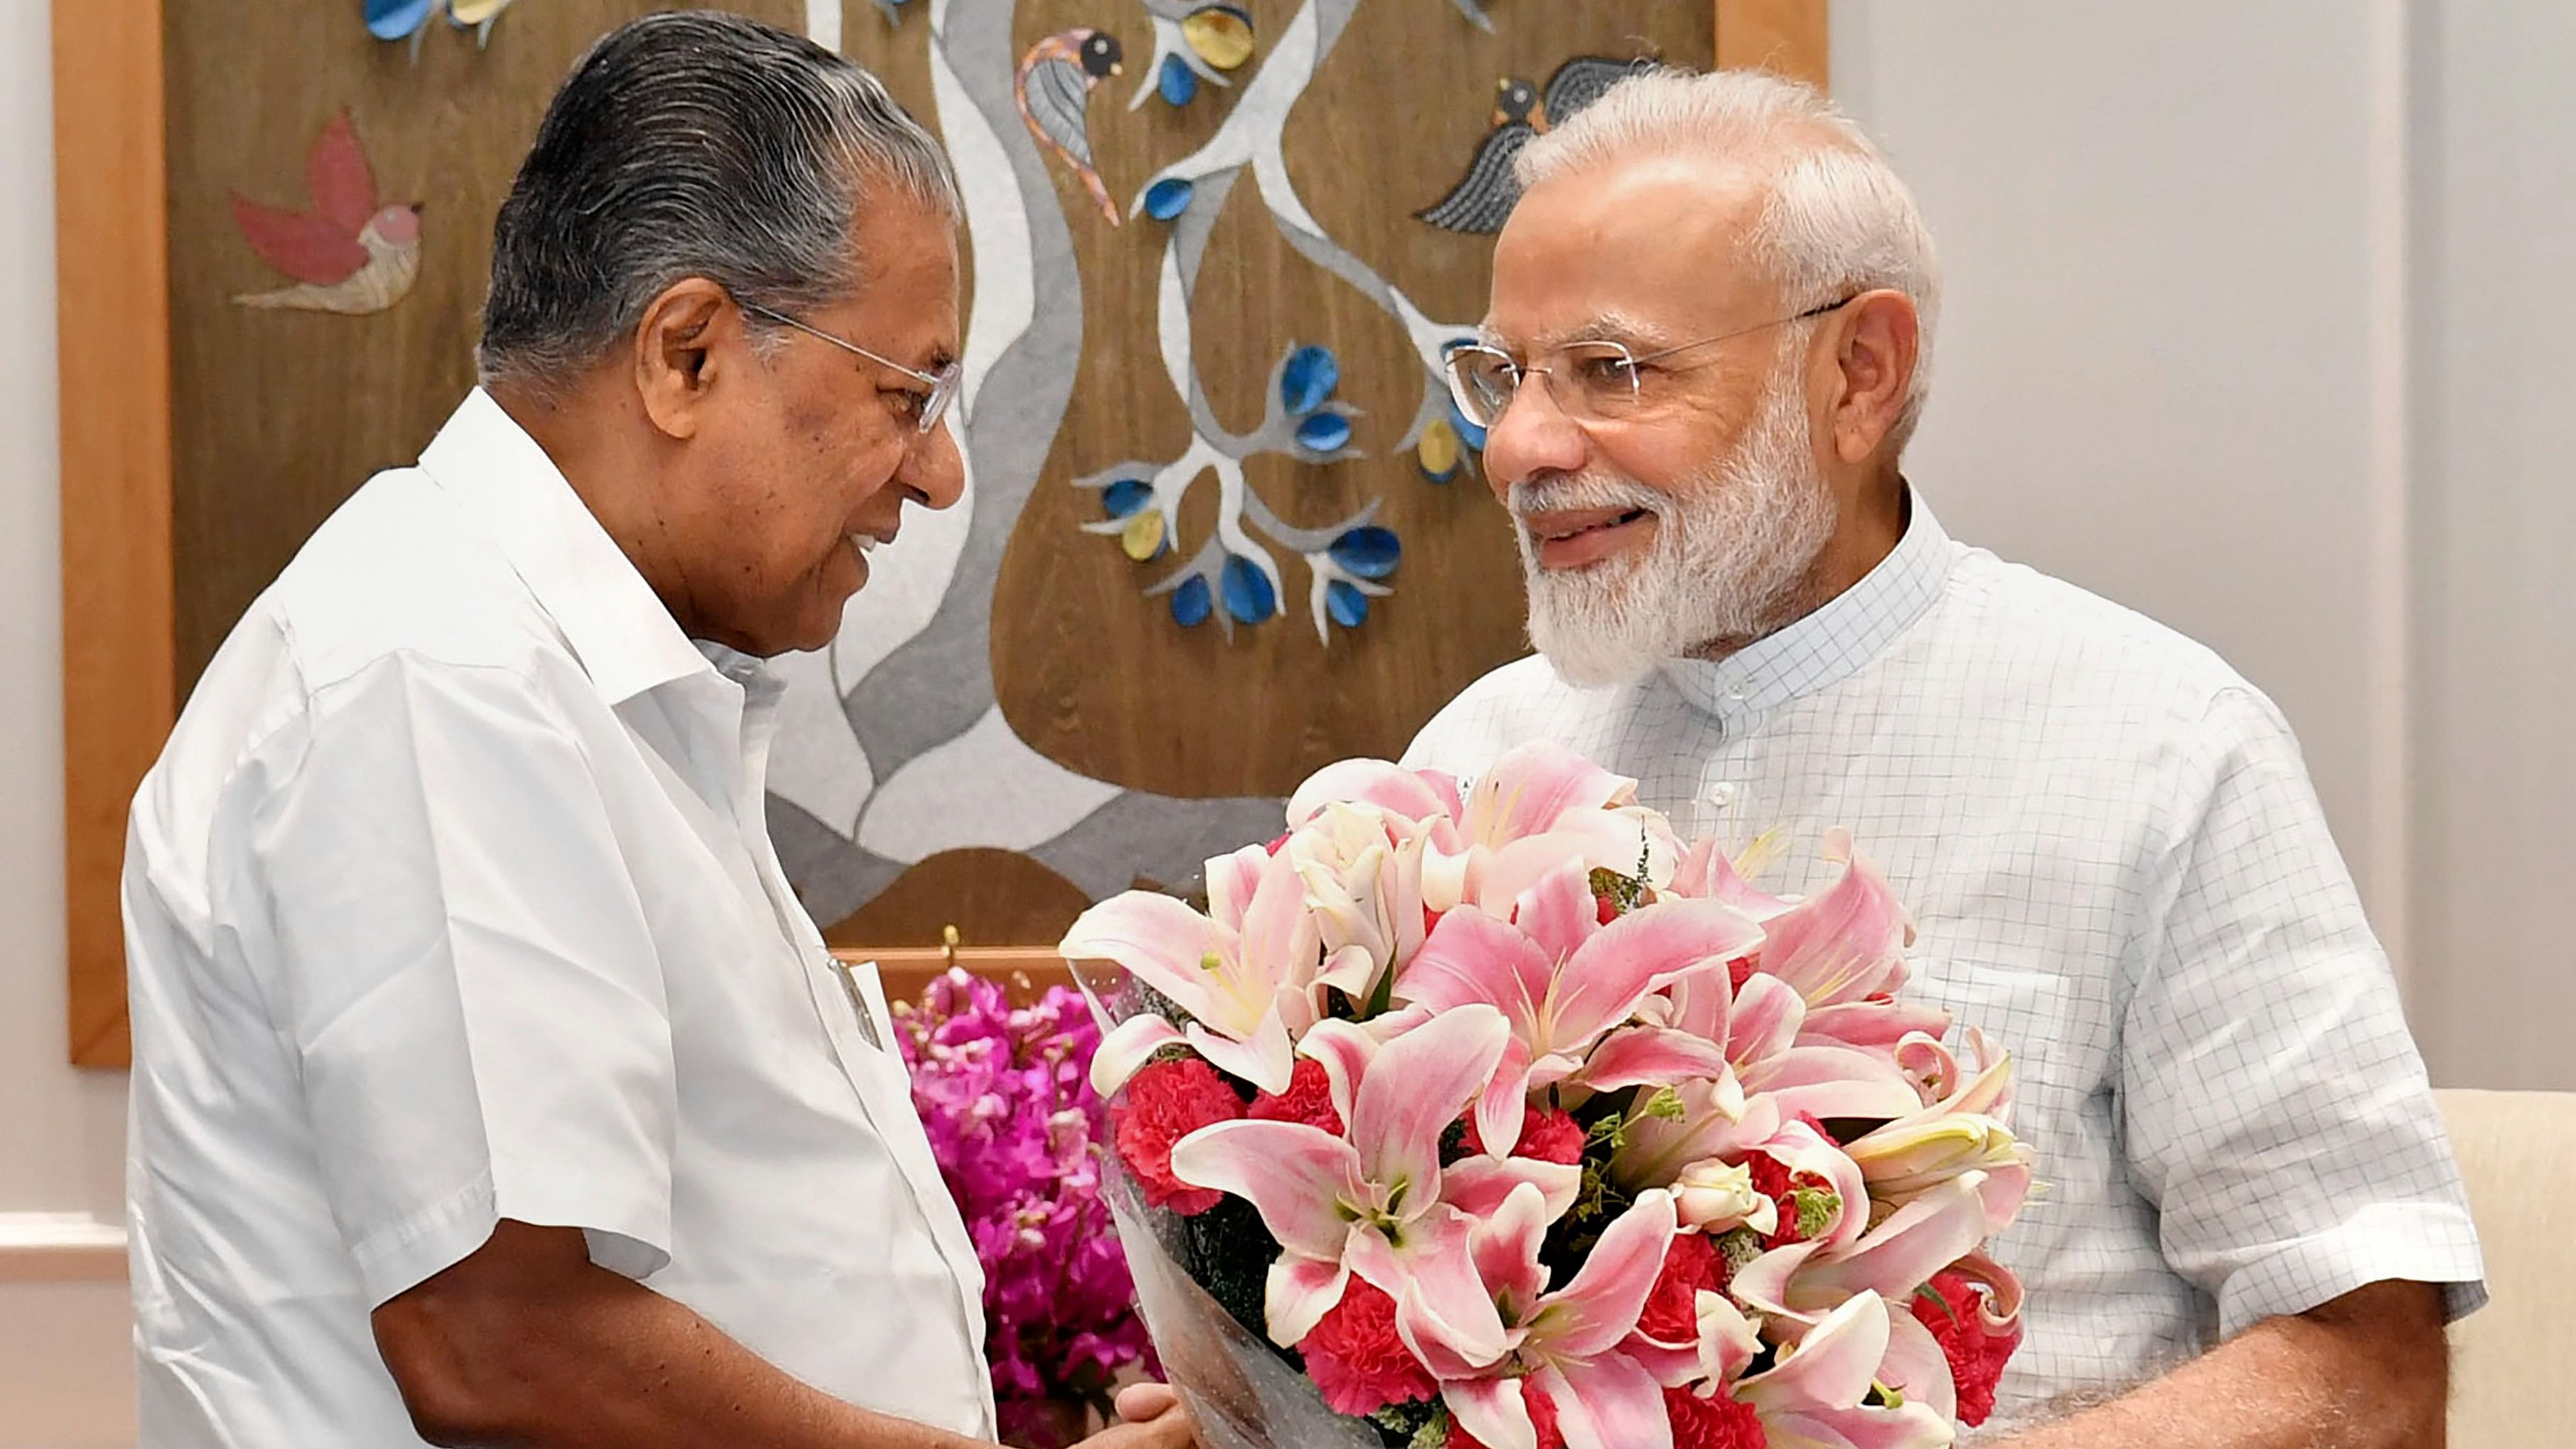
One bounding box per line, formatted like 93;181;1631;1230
1507;474;1669;523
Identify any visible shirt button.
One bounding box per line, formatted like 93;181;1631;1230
1705;781;1737;807
1724;680;1750;703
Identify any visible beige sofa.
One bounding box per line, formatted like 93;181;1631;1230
2437;1089;2573;1447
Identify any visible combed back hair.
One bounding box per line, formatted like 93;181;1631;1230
477;9;959;392
1519;68;1941;453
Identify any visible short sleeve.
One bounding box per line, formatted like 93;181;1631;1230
2122;689;2485;1336
246;653;677;1306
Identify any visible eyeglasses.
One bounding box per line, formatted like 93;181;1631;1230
740;301;961;436
1444;295;1860;429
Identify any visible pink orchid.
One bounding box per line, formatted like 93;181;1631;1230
1067;839;1322;1096
1727;1291;1958;1449
1164;1006;1519;1368
1438;1185;1683;1449
1397;858;1764;1152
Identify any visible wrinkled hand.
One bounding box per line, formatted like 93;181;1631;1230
1068;1383;1198;1448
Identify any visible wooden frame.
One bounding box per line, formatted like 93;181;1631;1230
56;0;172;1067
53;1;1821;1067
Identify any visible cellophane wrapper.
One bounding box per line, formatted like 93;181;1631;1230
1079;958;1381;1449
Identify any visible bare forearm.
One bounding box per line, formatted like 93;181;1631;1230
1992;1281;2447;1449
376;1227;990;1449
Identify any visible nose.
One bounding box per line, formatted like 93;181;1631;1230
1480;374;1590;501
900;416;966;512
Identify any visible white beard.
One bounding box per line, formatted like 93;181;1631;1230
1512;356;1839;688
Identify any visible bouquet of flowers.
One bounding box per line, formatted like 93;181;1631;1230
895;969;1154;1448
1065;742;2033;1449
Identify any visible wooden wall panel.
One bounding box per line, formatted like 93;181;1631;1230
1717;0;1829;88
62;2;1821;1062
988;2;1715;804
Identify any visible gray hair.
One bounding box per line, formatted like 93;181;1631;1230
1519;68;1941;453
477;10;960;392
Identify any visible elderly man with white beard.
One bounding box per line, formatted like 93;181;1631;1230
1406;70;2483;1445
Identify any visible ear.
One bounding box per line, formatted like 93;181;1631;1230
1818;289;1920;466
630;278;740;442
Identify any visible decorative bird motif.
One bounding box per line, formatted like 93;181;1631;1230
1416;55;1644;235
230;112;422;316
1017;29;1126;227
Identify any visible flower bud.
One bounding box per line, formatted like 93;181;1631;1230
1674;1157;1779;1236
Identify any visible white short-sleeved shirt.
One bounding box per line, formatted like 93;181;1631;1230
123;389;995;1447
1406;494;2484;1421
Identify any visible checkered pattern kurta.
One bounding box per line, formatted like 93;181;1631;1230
1404;495;2484;1421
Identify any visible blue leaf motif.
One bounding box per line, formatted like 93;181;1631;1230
366;0;438;39
1220;556;1277;623
1280;345;1340;415
1170;576;1213;627
1327;580;1370;628
1102;478;1153;518
1159;53;1200;107
1328;527;1400;580
1143;177;1196;222
1295;412;1353;453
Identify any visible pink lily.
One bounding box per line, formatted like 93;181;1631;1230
1433;743;1682;915
1728;1291;1957;1449
1842;1035;2032;1214
1164;1006;1519;1367
1283;800;1434;1007
1438;1185;1682;1449
1729;1168;2023;1335
1286;755;1465;830
1666;833;1794;919
1067;839;1322;1096
1398;858;1764;1150
1761;831;1909;1003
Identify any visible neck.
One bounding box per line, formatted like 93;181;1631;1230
490;379;706;638
1685;472;1909;662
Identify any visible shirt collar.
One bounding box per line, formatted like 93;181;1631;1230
1659;489;1954;724
419;389;715;707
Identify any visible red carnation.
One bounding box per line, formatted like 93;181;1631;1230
1463;1106;1585;1165
1748;1149;1840;1249
1634;1230;1730;1347
1248;1057;1344;1134
1665;1383;1766;1449
1446;1384;1565;1449
1728;955;1758;992
1596;893;1621;925
1297;1280;1435;1416
1910;1270;2022;1427
1111;1057;1244;1215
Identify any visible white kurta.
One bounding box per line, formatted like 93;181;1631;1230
123;389;994;1447
1406;494;2484;1422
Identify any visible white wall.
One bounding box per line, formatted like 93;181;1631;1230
2409;5;2576;1091
0;0;137;1441
1831;1;2574;1090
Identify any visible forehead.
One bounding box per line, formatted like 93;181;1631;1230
1485;155;1775;350
828;195;961;338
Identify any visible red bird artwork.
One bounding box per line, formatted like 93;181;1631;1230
230;111;423;316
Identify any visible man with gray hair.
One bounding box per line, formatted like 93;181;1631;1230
121;14;1190;1448
1411;68;2482;1443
